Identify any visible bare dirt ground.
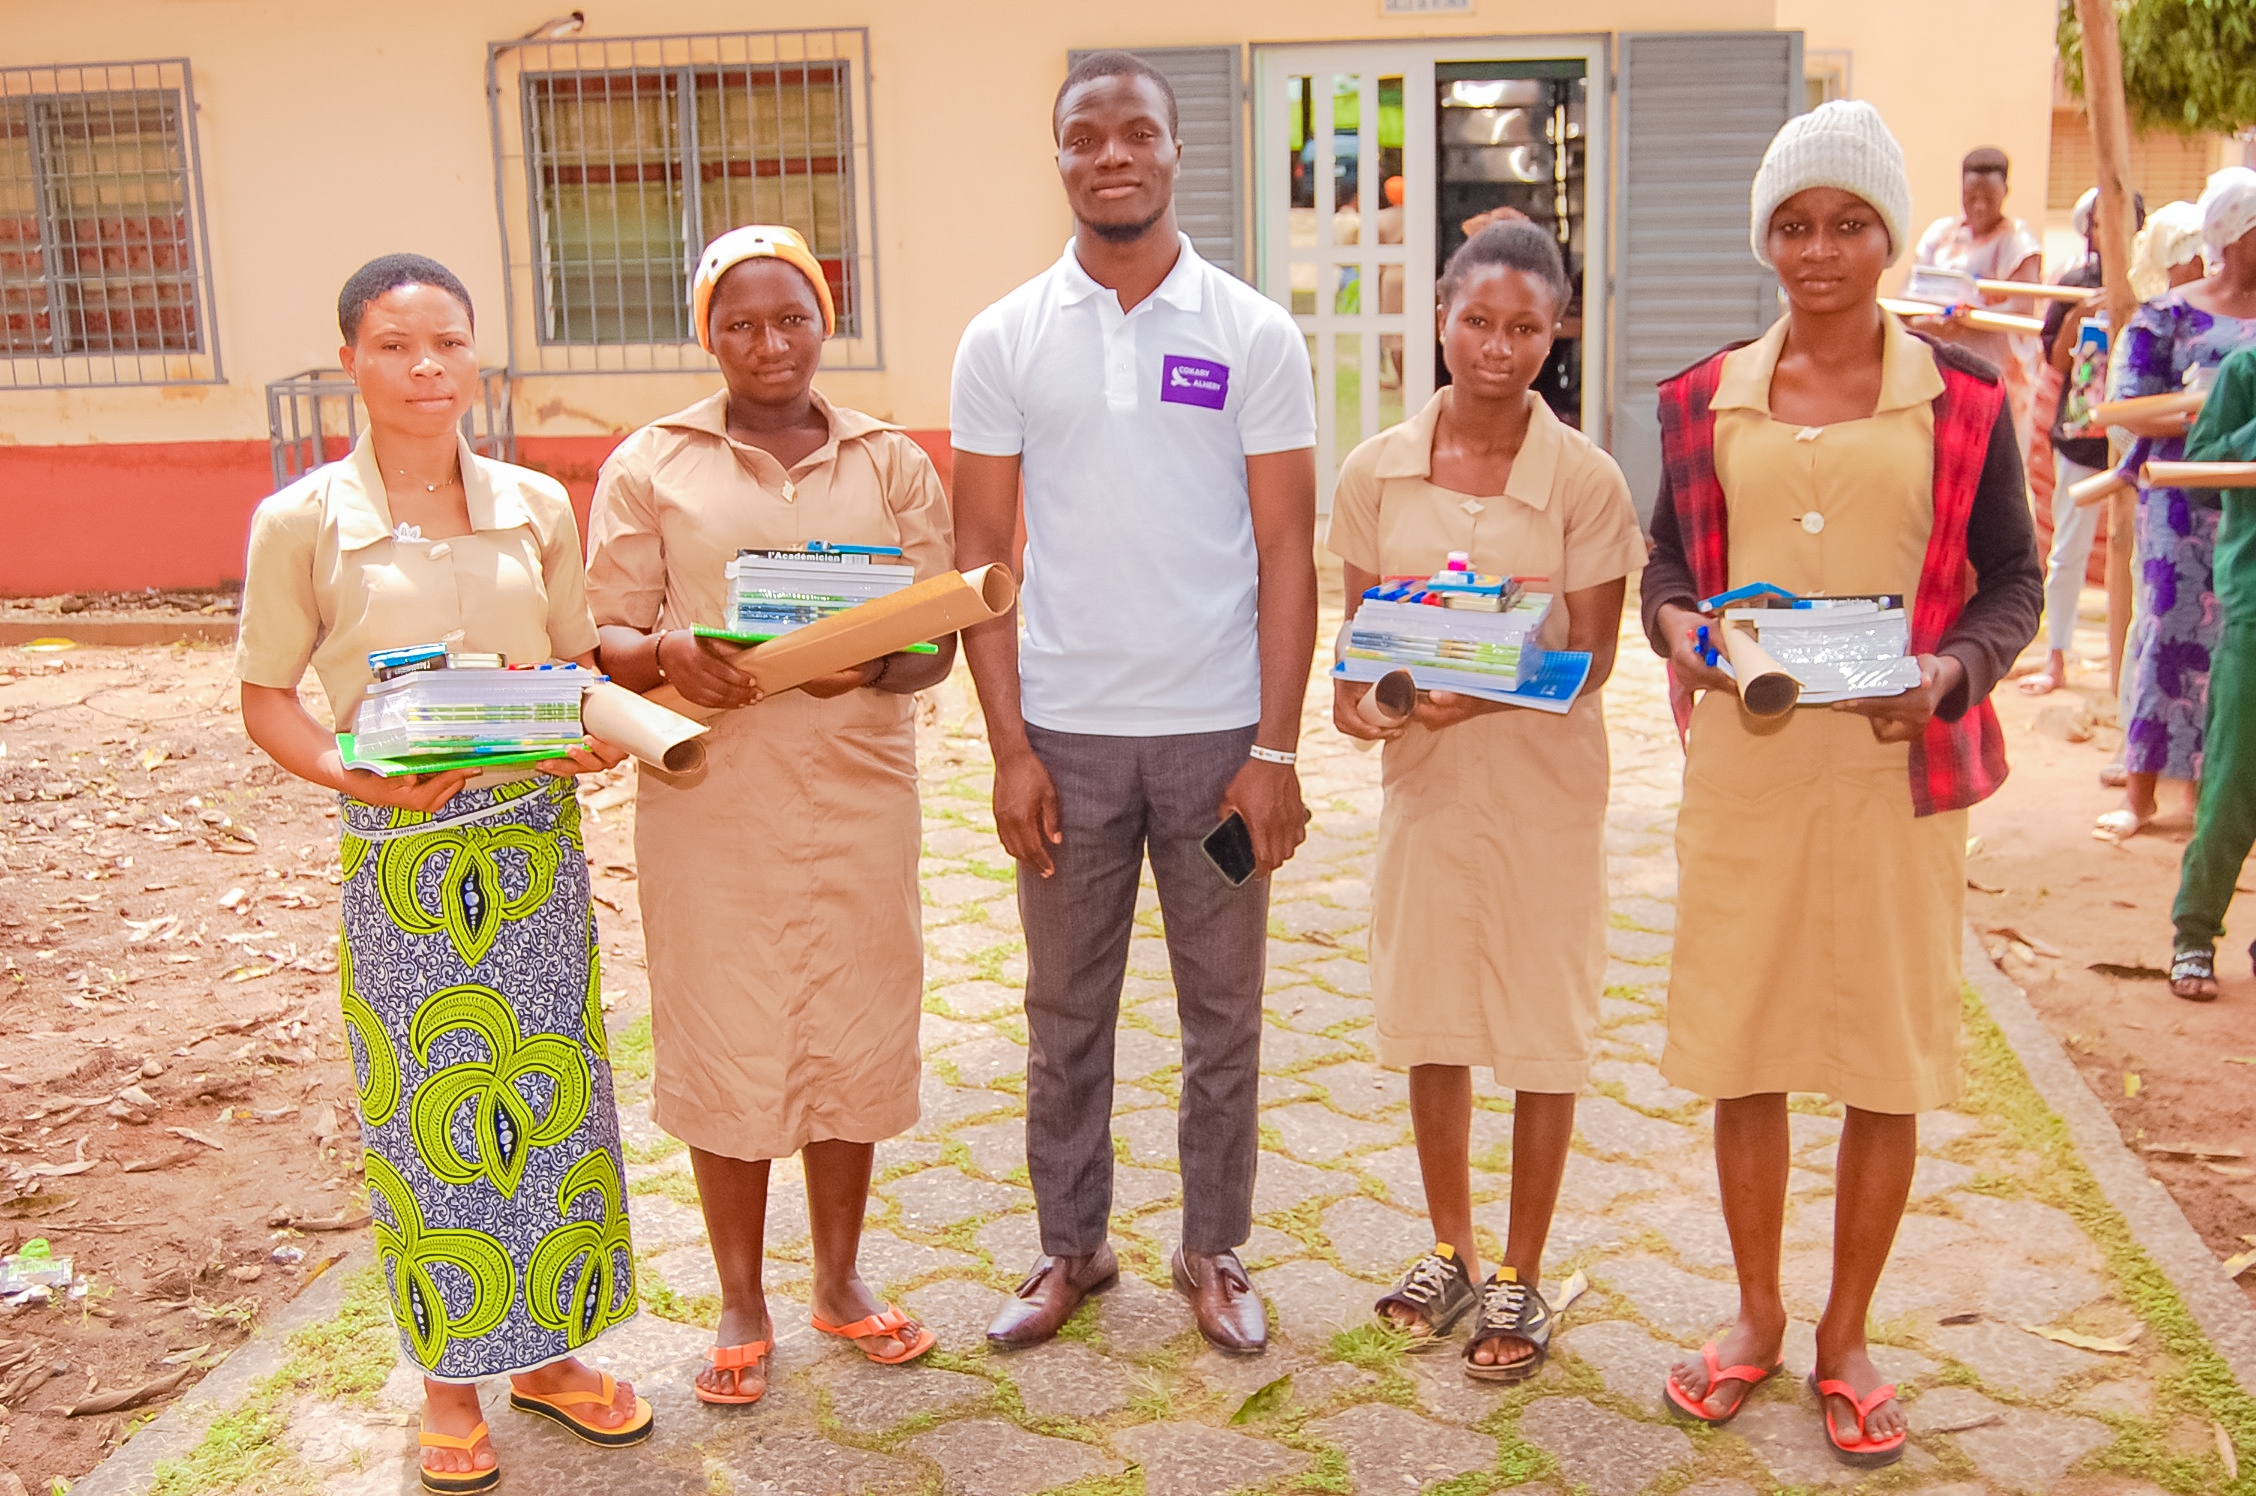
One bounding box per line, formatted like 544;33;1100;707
0;632;650;1491
1974;588;2256;1307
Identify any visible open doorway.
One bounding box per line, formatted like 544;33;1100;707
1434;62;1588;426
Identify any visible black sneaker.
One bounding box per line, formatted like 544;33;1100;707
1463;1267;1551;1382
1372;1245;1478;1347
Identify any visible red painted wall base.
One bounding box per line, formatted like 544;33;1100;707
1;431;958;598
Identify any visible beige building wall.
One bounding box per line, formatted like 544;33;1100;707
5;0;2052;453
1780;0;2057;280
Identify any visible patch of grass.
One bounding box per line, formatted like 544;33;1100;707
609;1012;654;1081
636;1255;720;1329
275;1267;394;1405
146;1402;314;1496
1040;1473;1144;1496
1959;985;2256;1493
627;1167;702;1210
624;1134;686;1166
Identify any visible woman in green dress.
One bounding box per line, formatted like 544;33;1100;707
236;255;651;1494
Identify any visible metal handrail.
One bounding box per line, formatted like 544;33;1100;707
265;367;514;490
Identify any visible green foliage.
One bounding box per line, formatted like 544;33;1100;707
609;1012;654;1081
2059;0;2256;136
145;1403;313;1496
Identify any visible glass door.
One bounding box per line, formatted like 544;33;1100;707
1255;39;1607;510
1256;46;1433;510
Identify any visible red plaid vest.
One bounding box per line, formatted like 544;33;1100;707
1656;338;2009;817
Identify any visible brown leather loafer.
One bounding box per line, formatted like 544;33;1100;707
1172;1247;1267;1354
986;1245;1119;1348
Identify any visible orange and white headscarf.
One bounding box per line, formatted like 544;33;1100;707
691;225;835;349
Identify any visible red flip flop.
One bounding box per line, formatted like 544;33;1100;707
694;1340;771;1406
1809;1374;1906;1467
811;1304;936;1366
1661;1342;1783;1425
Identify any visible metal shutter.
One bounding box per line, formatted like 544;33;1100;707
1068;46;1245;276
1611;32;1801;521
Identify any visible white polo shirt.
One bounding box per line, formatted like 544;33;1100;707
950;234;1316;736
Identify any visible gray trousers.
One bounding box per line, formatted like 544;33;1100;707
1019;724;1269;1257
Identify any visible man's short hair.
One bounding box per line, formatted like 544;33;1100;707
1053;51;1177;142
1962;147;2010;180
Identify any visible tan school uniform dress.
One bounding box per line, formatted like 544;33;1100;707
1328;389;1646;1089
1662;316;1967;1115
585;390;952;1161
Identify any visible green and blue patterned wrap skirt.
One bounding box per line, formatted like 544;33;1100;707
337;775;637;1381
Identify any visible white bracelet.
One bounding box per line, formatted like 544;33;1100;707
1248;744;1297;766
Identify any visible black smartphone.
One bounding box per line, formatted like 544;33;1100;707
1201;812;1258;887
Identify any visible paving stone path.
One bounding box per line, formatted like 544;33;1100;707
184;604;2209;1494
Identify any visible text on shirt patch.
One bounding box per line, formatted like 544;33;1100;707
1160;355;1230;410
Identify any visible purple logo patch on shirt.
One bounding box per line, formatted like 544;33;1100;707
1160;355;1230;410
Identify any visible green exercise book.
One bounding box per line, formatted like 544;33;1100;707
336;734;563;778
692;624;938;653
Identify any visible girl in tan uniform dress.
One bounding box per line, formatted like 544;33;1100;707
1332;222;1645;1381
1640;104;2039;1465
587;227;955;1404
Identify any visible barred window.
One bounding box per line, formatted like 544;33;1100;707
492;29;878;373
0;60;220;388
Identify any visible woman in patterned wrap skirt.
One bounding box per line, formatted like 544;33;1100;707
236;254;651;1494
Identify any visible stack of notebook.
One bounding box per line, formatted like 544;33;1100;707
344;645;587;771
722;543;916;639
1333;558;1592;714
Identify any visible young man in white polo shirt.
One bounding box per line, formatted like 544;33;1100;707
952;51;1318;1355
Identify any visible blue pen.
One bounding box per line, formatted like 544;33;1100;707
1695;625;1721;668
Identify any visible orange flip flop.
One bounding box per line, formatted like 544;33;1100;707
1809;1374;1906;1467
506;1370;654;1447
1662;1342;1783;1426
811;1304;936;1365
695;1340;772;1406
418;1418;500;1495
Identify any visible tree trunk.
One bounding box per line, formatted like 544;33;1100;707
2075;0;2138;693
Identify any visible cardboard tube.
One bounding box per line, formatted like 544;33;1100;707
2141;460;2256;489
1721;622;1801;718
582;679;708;774
1975;278;2096;303
652;564;1018;719
2089;390;2203;427
1878;297;2047;336
2069;467;2133;508
1347;668;1417;752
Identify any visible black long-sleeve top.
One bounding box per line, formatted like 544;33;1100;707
1638;366;2044;723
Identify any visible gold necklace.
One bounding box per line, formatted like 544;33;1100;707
393;465;460;494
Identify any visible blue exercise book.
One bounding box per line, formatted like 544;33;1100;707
1332;649;1592;716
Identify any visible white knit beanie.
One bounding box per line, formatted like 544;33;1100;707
1748;100;1912;268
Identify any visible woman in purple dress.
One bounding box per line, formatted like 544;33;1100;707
2099;170;2256;838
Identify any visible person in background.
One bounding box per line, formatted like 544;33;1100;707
2022;188;2144;696
2132;199;2208;304
1913;147;2044;456
236;255;649;1495
2170;341;2256;999
951;52;1318;1356
2097;170;2256;843
586;226;952;1403
1642;102;2039;1467
1332;220;1643;1381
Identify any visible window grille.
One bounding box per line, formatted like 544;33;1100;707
266;368;515;491
0;59;220;388
488;28;880;374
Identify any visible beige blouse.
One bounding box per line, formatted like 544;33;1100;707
235;430;597;730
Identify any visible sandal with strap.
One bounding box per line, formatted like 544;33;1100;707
1809;1373;1906;1467
507;1371;655;1447
1462;1267;1551;1383
1662;1342;1783;1426
1373;1245;1479;1348
2172;945;2220;1002
812;1304;937;1366
419;1419;500;1495
695;1340;771;1406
